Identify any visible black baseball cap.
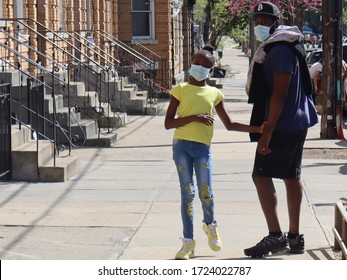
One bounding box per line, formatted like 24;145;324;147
251;2;280;19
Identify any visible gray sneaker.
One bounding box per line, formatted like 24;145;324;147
287;234;305;254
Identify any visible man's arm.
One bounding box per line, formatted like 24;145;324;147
257;71;291;154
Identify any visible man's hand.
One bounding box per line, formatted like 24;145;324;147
257;133;272;155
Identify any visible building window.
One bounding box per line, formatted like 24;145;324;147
0;1;4;27
132;0;155;40
59;0;64;28
14;0;25;35
87;0;92;30
14;0;24;19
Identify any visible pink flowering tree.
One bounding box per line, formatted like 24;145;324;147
227;0;321;27
195;0;322;49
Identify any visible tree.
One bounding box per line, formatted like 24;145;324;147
343;0;347;27
195;0;249;49
227;0;321;28
194;0;321;50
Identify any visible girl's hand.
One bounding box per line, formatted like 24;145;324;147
196;113;214;126
259;122;265;133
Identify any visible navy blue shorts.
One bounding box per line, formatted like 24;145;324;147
252;129;308;179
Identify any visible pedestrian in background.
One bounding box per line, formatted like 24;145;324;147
309;58;347;105
245;1;318;258
310;34;317;48
165;49;263;260
309;58;323;104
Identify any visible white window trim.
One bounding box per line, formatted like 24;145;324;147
14;0;24;19
14;0;25;34
0;1;5;27
109;2;113;35
132;0;156;41
59;0;64;28
87;0;92;30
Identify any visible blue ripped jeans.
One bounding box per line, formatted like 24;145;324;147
172;139;215;239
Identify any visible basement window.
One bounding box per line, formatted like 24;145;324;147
132;0;156;43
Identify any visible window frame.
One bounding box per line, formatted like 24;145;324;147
0;1;5;27
14;0;27;37
131;0;156;43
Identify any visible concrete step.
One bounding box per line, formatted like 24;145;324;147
62;81;86;96
109;77;130;91
132;90;148;98
63;91;99;108
0;70;29;86
38;155;80;182
11;135;80;182
84;131;118;147
47;107;81;126
49;117;120;147
9;84;27;99
97;113;127;129
54;118;121;147
42;71;68;87
206;78;223;89
115;96;147;115
122;83;138;91
12;140;54;181
44;95;65;112
55;119;98;145
11;125;32;150
79;103;118;120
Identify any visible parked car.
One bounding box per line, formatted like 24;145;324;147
306;44;347;67
305;47;318;60
306;48;322;67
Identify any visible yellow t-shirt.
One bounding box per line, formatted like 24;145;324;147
170;82;224;146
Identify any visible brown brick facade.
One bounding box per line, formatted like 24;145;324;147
1;0;192;87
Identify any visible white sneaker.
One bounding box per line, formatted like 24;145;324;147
203;222;222;251
175;238;196;260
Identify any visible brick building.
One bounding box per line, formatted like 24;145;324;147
0;0;194;88
0;1;197;181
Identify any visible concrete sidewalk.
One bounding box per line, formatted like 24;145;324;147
0;40;346;260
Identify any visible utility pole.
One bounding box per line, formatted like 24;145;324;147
321;0;344;139
334;0;344;139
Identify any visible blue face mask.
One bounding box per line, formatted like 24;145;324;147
254;24;273;42
189;64;210;81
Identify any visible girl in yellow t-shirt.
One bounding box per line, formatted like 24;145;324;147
164;49;262;260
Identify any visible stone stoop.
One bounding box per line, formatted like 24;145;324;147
6;67;153;148
11;125;80;182
42;75;122;147
207;78;223;89
38;155;80;182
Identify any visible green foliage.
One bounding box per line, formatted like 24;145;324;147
344;0;347;25
195;0;249;49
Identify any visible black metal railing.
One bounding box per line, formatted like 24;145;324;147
1;18;123;140
129;39;171;94
95;30;170;102
0;16;175;179
1;17;169;149
0;22;85;173
0;29;78;145
0;84;11;181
